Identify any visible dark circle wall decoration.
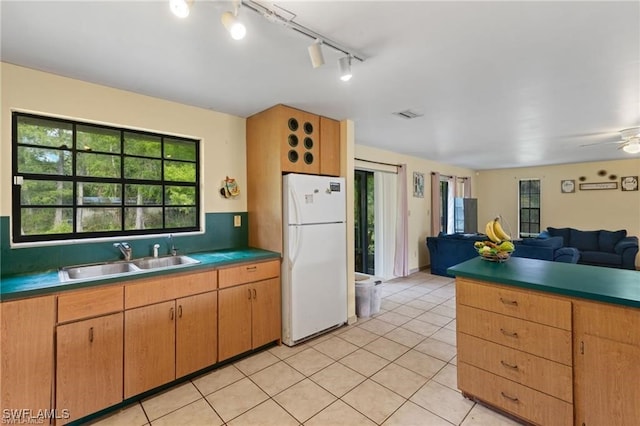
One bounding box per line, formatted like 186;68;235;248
303;122;314;135
288;118;299;132
579;176;587;182
288;134;299;147
304;152;314;164
303;137;314;149
609;174;617;180
598;170;607;176
288;150;299;163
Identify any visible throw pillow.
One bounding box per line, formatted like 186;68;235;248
598;230;627;253
547;227;571;246
570;229;599;251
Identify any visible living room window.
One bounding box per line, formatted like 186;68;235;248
519;179;540;237
12;112;200;243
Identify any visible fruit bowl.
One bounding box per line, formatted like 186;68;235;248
474;241;515;263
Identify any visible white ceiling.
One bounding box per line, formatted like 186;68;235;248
2;0;639;170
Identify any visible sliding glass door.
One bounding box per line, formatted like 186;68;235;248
354;170;375;275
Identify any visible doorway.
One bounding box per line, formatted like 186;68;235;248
354;170;374;275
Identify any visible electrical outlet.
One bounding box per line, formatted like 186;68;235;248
234;215;241;227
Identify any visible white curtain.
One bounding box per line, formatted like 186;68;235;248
430;172;440;236
394;164;409;277
447;176;455;234
374;172;397;280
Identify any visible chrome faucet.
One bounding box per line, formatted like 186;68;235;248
114;242;132;261
168;234;178;256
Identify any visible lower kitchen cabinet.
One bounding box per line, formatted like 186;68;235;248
218;277;281;361
56;312;123;423
574;300;640;426
175;291;217;378
124;300;176;398
1;296;55;417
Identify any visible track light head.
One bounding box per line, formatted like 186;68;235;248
221;11;246;40
338;56;352;81
170;0;193;18
307;39;325;68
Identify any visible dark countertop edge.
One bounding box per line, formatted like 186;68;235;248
448;258;640;309
0;248;281;301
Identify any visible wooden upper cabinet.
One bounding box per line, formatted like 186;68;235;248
319;116;340;177
279;106;320;175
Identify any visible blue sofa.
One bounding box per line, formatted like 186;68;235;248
426;233;579;277
545;227;638;270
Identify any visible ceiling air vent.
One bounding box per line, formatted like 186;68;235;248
393;109;423;119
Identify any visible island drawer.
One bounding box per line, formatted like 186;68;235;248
458;362;573;426
458;333;573;402
58;285;124;323
218;259;280;288
125;270;217;309
457;278;571;330
457;305;572;366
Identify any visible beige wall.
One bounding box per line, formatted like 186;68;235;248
476;159;640;265
1;63;247;219
354;145;476;271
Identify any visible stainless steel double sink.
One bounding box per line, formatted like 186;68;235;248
58;255;200;283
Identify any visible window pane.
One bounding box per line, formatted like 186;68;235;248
521;195;530;208
124;157;161;180
77;182;121;205
17;116;72;148
164;161;196;182
124;133;161;157
520;181;530;194
531;180;540;192
125;207;163;230
21;208;73;235
530;194;540;207
165;139;196;161
531;224;540;234
18;147;72;175
165;186;196;205
531;209;540;222
521;209;530;222
166;207;196;228
77;153;121;178
77;125;121;153
125;184;162;205
77;208;121;232
21;180;72;205
521;223;530;233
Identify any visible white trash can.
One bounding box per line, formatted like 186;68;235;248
355;281;374;318
370;282;382;315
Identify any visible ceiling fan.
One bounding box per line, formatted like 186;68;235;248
578;127;640;154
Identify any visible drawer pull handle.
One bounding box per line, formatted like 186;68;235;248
248;289;252;300
178;305;183;318
500;328;519;338
246;266;257;272
89;327;94;343
252;288;257;299
500;360;519;370
501;392;519;403
170;307;175;321
500;298;518;306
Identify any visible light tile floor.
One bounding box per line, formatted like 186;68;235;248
89;271;523;425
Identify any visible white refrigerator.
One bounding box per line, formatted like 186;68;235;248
282;173;348;346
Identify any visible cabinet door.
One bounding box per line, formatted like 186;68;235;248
280;107;320;175
218;285;252;361
319;116;340;177
176;291;217;378
56;313;123;423
252;278;281;349
579;334;640;425
124;301;175;398
1;296;55;415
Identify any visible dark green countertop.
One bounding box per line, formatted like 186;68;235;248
0;248;280;301
448;257;640;308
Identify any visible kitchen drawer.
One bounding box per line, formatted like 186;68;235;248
218;260;280;288
457;305;572;366
574;299;640;347
458;333;573;403
125;270;217;309
58;285;123;323
458;362;573;426
457;278;571;330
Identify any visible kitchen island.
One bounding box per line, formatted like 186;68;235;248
448;257;640;426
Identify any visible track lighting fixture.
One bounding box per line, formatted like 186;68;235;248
169;0;193;18
622;138;640;154
221;0;246;40
338;56;352;82
307;39;325;69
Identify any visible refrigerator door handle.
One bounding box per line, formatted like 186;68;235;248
290;224;302;266
289;186;302;225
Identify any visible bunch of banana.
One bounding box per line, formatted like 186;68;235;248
485;217;512;243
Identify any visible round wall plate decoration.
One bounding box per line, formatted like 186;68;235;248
561;179;575;193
